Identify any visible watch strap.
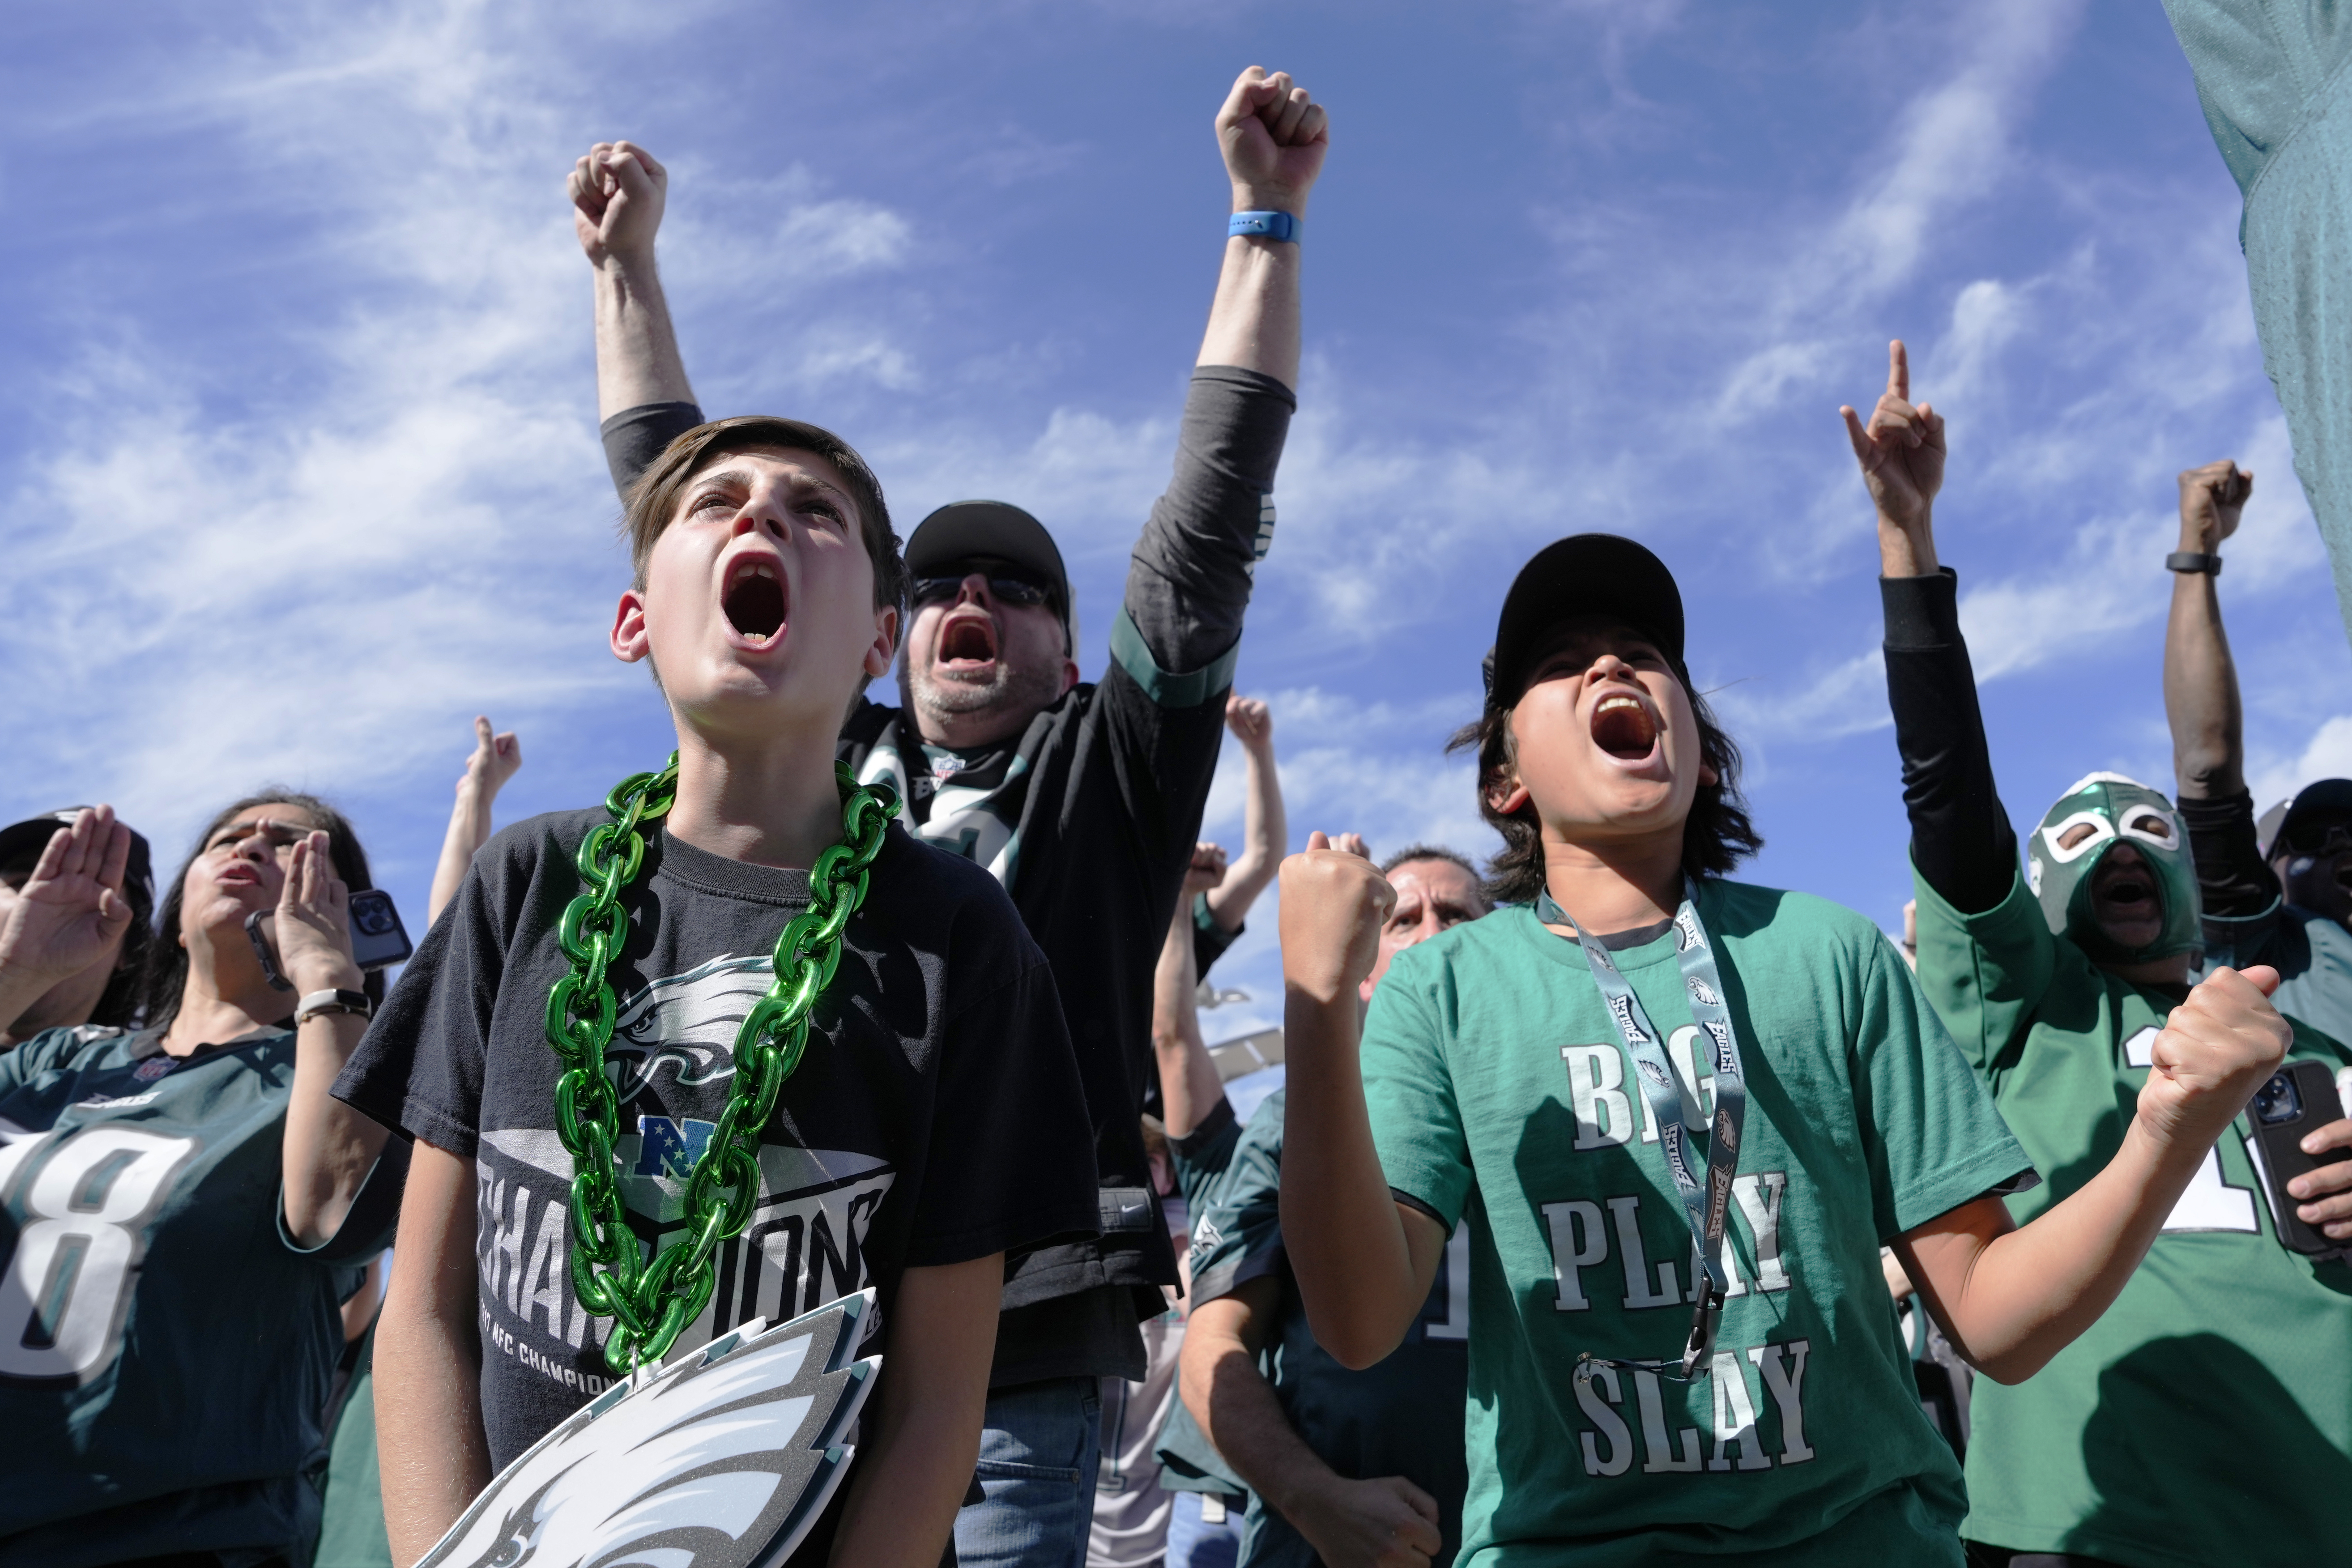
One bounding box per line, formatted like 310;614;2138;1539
1228;209;1300;243
295;988;373;1024
2165;550;2222;576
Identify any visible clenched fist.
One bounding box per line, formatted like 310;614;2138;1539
1185;842;1230;897
1218;67;1329;218
570;141;668;269
1225;694;1274;754
2177;460;2252;556
2136;964;2291;1155
1279;831;1392;1007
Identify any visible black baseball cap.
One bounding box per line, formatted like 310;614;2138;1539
2271;780;2352;856
905;500;1077;654
1486;534;1686;709
0;808;154;908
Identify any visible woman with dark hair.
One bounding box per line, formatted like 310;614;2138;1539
0;790;403;1568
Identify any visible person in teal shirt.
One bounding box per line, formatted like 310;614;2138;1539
1272;506;2298;1566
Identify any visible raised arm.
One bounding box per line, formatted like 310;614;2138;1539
1204;697;1287;933
1844;339;2016;914
1157;845;1230;1139
1117;70;1322;689
376;1141;493;1563
571;141;695;419
1275;835;1447;1369
426;717;522;927
2163;461;2282;925
275;831;392;1248
0;807;133;1045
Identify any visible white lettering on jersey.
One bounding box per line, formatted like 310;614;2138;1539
0;1127;198;1381
1427;1222;1473;1340
1633;1367;1704;1471
1730;1172;1790;1292
1563;1046;1634;1150
2157;1145;2259;1234
1575;1361;1635;1476
2123;1026;2160;1068
1747;1339;1813;1463
1542;1201;1607;1312
1608;1196;1682;1309
1707;1350;1770;1470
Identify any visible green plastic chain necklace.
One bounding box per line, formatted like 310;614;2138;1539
543;752;899;1373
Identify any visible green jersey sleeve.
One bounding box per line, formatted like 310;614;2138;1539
1852;921;2039;1238
1360;945;1473;1230
1910;860;2062;1080
1188;1089;1287;1307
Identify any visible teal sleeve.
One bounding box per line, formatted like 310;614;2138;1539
1360;954;1473;1231
1855;927;2037;1240
1189;1097;1287;1306
1909;860;2058;1079
1169;1096;1243;1214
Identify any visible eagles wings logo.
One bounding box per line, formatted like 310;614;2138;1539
606;955;776;1098
418;1290;880;1568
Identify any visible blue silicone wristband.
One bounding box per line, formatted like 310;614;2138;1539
1228;210;1300;243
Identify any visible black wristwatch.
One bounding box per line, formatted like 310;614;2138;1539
2165;550;2222;576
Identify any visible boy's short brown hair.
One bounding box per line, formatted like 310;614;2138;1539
622;415;905;614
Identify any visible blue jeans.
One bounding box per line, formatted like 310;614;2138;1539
1163;1489;1243;1568
957;1377;1103;1568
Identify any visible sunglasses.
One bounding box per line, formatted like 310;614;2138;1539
2280;819;2352;859
910;571;1057;610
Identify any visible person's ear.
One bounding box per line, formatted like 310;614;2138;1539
611;588;651;664
1700;761;1720;787
1059;656;1080;696
865;604;901;680
1486;770;1530;818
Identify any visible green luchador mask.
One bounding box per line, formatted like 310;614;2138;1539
2025;771;2201;966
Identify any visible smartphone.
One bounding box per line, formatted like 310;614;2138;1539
2250;1061;2352;1255
346;889;413;971
243;889;413;993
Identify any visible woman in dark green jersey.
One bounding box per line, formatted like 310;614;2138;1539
0;794;404;1568
1848;346;2352;1568
1274;510;2297;1567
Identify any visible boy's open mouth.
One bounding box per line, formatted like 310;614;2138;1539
1591;692;1660;760
723;556;787;644
937;611;999;670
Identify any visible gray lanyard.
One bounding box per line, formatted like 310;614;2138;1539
1541;880;1748;1379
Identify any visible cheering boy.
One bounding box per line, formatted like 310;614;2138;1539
1273;532;2294;1564
339;417;1100;1567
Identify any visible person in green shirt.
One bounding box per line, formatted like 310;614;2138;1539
1273;509;2297;1566
1846;344;2352;1568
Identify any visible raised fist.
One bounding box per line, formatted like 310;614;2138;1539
0;806;134;992
1218;68;1329;217
2177;460;2252;555
461;715;524;799
1279;831;1395;1007
1225;695;1274;753
1185;842;1230;896
570;141;669;268
2136;965;2291;1155
1841;340;1945;534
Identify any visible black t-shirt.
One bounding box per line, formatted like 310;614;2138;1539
334;811;1099;1479
603;367;1298;1386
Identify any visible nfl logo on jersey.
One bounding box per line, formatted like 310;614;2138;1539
132;1058;173;1083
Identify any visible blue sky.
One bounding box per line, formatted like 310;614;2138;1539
4;0;2346;1040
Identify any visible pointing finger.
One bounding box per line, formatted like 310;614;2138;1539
1888;339;1909;403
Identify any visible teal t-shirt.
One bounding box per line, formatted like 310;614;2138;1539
1361;882;2032;1567
1915;867;2352;1567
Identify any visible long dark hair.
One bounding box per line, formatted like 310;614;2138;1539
1446;666;1763;905
134;790;381;1032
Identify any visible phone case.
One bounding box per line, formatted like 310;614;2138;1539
244;911;293;992
2250;1060;2351;1255
346;888;413;971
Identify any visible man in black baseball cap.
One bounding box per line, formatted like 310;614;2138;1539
572;64;1330;1560
0;805;154;1048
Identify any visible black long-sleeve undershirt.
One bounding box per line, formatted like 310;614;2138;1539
1882;569;2018;917
2179;788;2281;921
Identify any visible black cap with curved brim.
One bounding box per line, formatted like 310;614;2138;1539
0;808;154;906
1486;534;1686;710
2272;779;2352;857
905;500;1077;656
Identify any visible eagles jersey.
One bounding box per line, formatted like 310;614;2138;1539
0;1023;401;1568
1185;1089;1471;1568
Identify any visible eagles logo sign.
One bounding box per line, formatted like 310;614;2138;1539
418;1290;881;1568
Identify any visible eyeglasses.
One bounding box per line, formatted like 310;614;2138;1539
910;571;1056;611
2280;819;2352;859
